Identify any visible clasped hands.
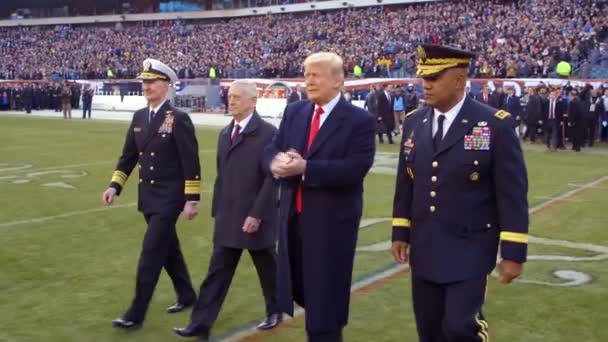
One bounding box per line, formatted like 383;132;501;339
270;149;307;178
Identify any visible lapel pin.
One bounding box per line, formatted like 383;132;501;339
423;118;428;123
461;119;468;124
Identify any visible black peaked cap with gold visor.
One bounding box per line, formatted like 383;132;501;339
416;44;476;78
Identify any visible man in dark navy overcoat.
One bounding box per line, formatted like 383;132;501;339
264;52;376;342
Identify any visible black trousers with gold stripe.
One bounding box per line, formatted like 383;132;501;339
123;212;197;323
412;275;489;342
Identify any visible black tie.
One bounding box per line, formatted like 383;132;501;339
434;114;446;152
149;110;155;124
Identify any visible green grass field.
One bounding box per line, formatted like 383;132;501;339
1;115;607;341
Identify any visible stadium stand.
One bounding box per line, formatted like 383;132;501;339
0;0;606;81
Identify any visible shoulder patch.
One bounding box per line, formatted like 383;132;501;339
494;110;511;120
405;109;417;118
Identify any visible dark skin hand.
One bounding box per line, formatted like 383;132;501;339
391;241;409;264
497;259;523;284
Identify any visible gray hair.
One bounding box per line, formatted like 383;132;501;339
229;80;258;98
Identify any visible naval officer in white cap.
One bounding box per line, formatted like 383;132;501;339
103;58;201;329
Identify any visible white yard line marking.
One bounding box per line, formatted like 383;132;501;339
0;189;212;229
0;161;113;174
0;203;136;229
0;164;33;172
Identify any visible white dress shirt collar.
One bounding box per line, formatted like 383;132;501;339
149;98;168;115
314;92;342;128
432;94;467;138
232;111;254;134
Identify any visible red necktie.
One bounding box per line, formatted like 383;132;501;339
296;106;324;213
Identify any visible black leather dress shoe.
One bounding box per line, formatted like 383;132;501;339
166;302;193;314
173;326;210;340
256;313;283;330
111;318;141;330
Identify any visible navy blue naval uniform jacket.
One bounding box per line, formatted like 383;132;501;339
108;101;201;214
392;96;529;284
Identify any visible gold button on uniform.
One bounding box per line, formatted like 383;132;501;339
432;161;438;168
139;178;142;183
150;152;155;157
486;223;492;228
431;176;437;182
150;180;155;184
139;152;143;156
149;166;154;171
470;172;480;181
474;160;479;166
430;191;436;198
138;164;141;169
430;206;436;212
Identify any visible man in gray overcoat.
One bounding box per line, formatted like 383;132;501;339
174;80;280;340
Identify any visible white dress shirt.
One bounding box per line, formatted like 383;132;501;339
149;98;168;122
432;94;467;138
313;92;341;128
232;111;254;136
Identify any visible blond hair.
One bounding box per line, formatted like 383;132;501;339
303;52;345;82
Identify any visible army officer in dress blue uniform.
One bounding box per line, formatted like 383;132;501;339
102;58;199;330
391;45;529;342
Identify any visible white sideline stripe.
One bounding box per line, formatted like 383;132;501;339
222;174;608;341
568;183;608;190
0;203;136;229
0;161;113;174
0;188;212;229
533;196;585;203
530;176;608;215
31;161;114;171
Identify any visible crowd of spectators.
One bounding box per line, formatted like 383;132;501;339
0;0;606;81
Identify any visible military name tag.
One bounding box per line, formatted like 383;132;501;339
133;127;142;133
464;127;491;150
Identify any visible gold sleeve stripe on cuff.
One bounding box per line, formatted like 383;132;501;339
111;171;128;186
500;232;528;244
393;218;411;228
184;183;201;194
